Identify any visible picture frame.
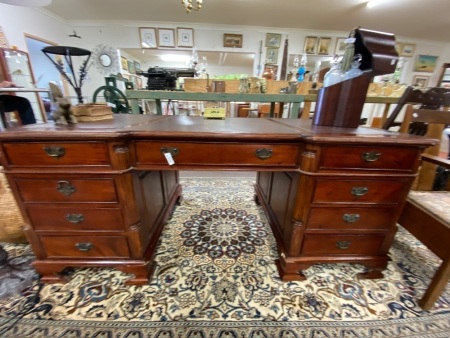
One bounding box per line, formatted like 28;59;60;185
134;61;141;74
158;28;175;48
317;37;332;55
121;56;128;71
223;33;243;48
139;27;157;49
263;64;278;80
266;47;278;64
304;36;318;54
335;38;347;55
177;27;194;48
412;75;430;88
400;43;416;57
414;54;439;72
395;42;403;55
265;33;282;48
128;60;135;74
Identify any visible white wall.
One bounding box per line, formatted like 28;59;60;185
2;3;450;105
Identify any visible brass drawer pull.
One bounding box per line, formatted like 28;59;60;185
351;187;368;197
342;214;360;223
256;148;273;159
75;242;93;252
336;241;351;250
361;151;381;162
44;146;66;159
57;180;76;196
160;147;179;157
66;213;85;224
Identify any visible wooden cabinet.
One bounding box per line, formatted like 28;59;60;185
0;48;46;123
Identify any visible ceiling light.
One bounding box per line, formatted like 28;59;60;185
181;0;203;13
366;0;387;8
0;0;52;7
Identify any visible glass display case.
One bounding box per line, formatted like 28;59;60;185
0;47;47;123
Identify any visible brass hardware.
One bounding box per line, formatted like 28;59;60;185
361;151;381;162
66;214;85;224
256;148;273;159
57;180;76;196
75;242;93;252
44;146;66;159
160;147;179;157
342;214;360;223
336;241;351;249
351;187;368;197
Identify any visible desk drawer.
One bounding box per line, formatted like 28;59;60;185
306;207;395;231
312;179;408;204
40;235;130;259
27;206;124;231
134;141;299;167
302;235;385;255
16;178;118;203
2;142;110;167
319;146;418;172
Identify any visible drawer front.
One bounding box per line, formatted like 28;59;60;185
27;206;124;231
319;146;418;171
134;141;299;167
16;178;118;203
40;235;130;258
3;142;110;167
302;235;385;255
313;179;408;203
307;207;395;231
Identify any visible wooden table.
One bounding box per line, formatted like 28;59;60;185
0;115;436;284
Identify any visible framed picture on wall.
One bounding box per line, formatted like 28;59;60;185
134;61;141;73
266;47;278;64
412;75;430;88
317;37;332;55
335;38;347;55
139;27;157;49
304;36;318;54
128;60;135;74
121;56;128;71
265;33;282;48
223;33;243;48
414;54;438;72
400;43;416;57
177;27;194;47
158;28;175;48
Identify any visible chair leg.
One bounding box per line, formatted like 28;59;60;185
419;258;450;310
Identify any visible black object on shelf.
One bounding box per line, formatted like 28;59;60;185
42;46;91;104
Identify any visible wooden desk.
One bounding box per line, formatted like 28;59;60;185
0;115;436;284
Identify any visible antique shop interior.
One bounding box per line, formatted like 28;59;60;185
1;0;450;336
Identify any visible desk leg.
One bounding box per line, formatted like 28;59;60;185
130;98;140;114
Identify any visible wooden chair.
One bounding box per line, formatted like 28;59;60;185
397;107;450;310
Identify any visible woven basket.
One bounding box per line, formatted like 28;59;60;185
0;168;27;243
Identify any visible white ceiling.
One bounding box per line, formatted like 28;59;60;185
41;0;450;42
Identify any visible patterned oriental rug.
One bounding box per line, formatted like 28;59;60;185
0;177;450;338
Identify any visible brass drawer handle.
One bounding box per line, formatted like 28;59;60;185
57;180;76;196
361;151;381;162
336;241;351;250
44;146;66;159
256;148;273;159
342;214;360;223
66;213;85;224
160;147;179;157
75;242;93;252
351;187;368;197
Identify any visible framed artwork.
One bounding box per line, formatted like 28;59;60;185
134;61;141;73
395;42;403;55
121;56;128;71
139;27;157;49
223;33;243;48
158;28;175;48
414;54;438;72
335;38;347;55
317;37;332;55
304;36;318;54
400;43;416;57
412;75;430;88
263;64;278;80
128;60;135;74
265;33;282;48
177;27;194;48
266;47;278;64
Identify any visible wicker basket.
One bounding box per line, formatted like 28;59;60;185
0;169;27;243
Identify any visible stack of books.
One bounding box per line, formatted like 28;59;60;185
71;103;114;122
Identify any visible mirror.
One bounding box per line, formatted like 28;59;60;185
99;54;112;67
120;49;255;77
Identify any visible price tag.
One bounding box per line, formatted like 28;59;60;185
164;152;175;165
